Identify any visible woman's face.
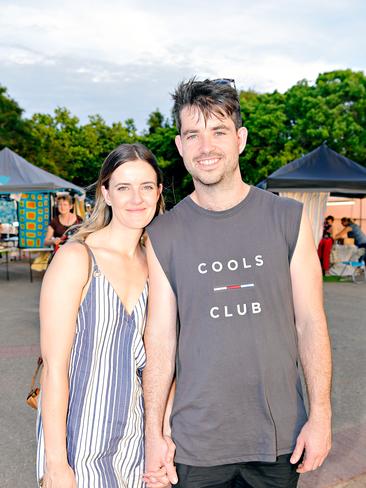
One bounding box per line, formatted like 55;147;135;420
102;159;162;230
57;199;73;215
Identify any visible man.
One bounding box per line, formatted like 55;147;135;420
143;78;332;488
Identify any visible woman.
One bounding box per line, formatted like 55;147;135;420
335;217;366;260
37;143;164;487
44;195;83;248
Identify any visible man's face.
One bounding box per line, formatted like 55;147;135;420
175;106;247;187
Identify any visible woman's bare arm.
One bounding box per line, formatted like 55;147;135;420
40;242;89;486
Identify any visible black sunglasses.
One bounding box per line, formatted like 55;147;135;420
211;78;236;89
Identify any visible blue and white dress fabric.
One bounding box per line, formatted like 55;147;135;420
37;247;147;487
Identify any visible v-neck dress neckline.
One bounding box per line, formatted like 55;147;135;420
99;273;148;318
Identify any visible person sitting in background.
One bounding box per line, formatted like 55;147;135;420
335;217;366;262
44;195;83;248
318;215;334;275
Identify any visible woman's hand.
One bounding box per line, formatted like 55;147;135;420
41;463;76;487
52;237;62;246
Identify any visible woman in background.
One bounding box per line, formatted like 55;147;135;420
44;195;82;248
335;217;366;261
37;143;166;487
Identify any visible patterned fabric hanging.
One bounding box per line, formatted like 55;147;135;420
18;193;50;248
0;198;17;225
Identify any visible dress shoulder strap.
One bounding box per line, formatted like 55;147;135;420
74;240;99;281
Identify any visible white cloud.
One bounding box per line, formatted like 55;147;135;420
0;45;55;65
0;0;364;128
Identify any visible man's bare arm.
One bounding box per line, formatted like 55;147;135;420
290;209;332;473
143;237;178;485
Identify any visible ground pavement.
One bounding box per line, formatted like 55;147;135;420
0;261;365;487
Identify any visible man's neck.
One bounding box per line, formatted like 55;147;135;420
190;179;251;211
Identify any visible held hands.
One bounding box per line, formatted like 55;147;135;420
143;435;178;488
41;463;76;488
290;416;331;473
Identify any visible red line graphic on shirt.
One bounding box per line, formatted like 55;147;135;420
214;283;254;292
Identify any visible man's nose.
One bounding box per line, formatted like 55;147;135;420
199;133;214;153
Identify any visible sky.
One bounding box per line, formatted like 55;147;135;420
0;0;365;131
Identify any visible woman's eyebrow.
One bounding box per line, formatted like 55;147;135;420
113;181;156;187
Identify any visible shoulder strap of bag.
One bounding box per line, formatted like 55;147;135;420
30;356;43;390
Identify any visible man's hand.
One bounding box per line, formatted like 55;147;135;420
143;435;177;487
290;417;331;473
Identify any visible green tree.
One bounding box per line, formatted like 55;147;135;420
0;84;33;153
27;110;134;188
2;69;365;200
147;109;165;134
240;90;292;184
283;69;366;165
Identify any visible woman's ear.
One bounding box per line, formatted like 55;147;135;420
101;185;111;206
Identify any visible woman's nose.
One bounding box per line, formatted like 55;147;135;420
130;189;143;204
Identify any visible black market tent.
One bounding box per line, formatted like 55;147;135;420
259;143;366;197
0;147;84;194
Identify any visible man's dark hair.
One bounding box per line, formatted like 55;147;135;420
172;78;242;133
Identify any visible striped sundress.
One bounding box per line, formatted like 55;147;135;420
37;245;147;487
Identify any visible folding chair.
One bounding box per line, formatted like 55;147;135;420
339;260;366;283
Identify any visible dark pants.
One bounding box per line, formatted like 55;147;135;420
358;244;366;263
176;454;300;488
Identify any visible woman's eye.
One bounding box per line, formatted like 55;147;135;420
117;186;129;191
142;185;154;191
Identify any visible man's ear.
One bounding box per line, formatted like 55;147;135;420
237;127;248;154
175;135;183;157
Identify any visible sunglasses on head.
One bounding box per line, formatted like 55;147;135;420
211;78;236;89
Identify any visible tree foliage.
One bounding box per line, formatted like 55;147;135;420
0;69;365;202
0;85;34;154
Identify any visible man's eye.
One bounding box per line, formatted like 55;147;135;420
187;134;197;140
215;131;225;136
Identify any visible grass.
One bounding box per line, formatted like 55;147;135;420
323;275;344;282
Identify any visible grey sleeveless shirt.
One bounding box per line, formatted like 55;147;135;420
147;186;308;466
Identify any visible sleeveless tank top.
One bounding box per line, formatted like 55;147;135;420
147;186;307;466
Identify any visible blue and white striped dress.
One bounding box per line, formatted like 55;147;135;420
37;246;147;487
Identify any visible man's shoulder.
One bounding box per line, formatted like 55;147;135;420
148;197;190;231
251;186;303;212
